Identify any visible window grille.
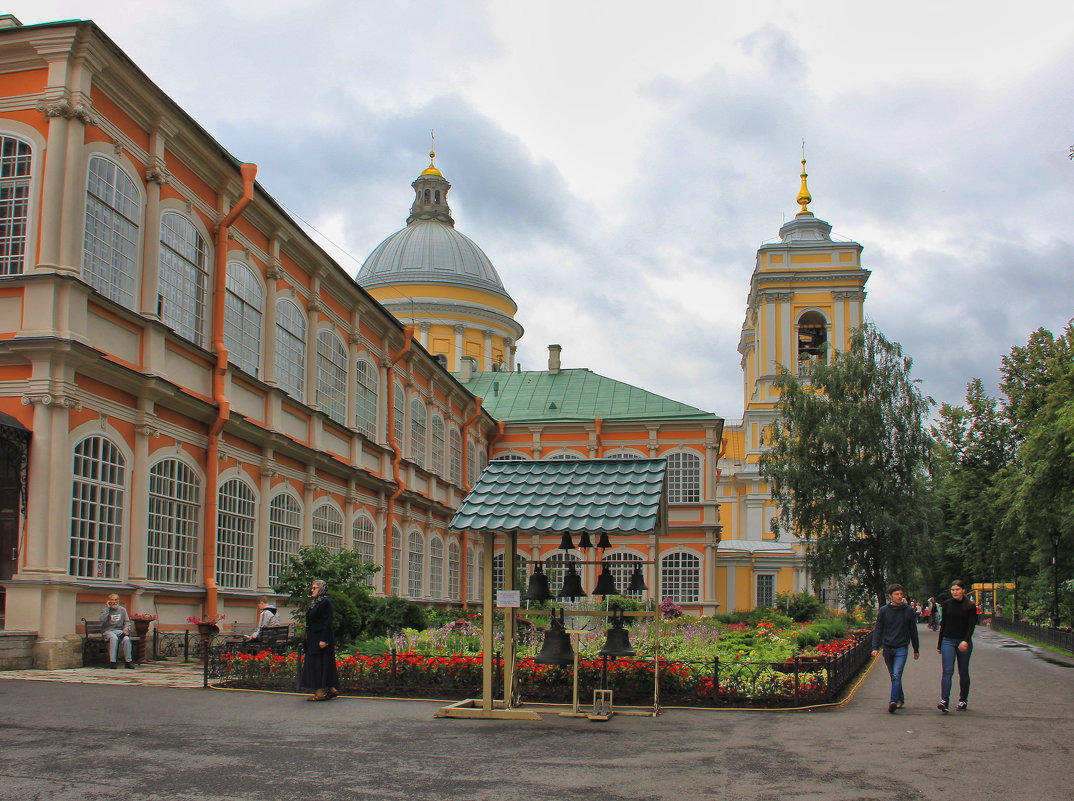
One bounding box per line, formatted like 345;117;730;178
268;493;301;586
393;380;405;448
409;399;426;468
756;574;776;608
0;135;31;276
275;299;306;401
605;552;644;598
312;504;344;554
430;416;445;475
407;531;424;598
661;551;700;603
429;536;444;599
316;330;347;425
223;261;263;376
448;540;461;601
493;552;528;592
147;458;200;584
216;478;255;589
667;451;701;503
391;526;401;595
159;211;208;346
355;358;377;439
69;436;125;579
449;428;462;484
82;156;140;307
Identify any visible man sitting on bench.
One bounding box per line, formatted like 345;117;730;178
100;594;135;669
246;597;282;642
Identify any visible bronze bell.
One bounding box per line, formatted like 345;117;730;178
598;611;635;659
595;531;612;549
522;564;554;602
534;610;575;665
591;561;618;596
627;564;648;593
576;531;594;549
557;562;587;599
557;532;576;551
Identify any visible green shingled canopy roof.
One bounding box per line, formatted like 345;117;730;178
449;458;667;535
457;369;719;423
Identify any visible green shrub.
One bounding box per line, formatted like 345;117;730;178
361;595;427;638
775;591;830;623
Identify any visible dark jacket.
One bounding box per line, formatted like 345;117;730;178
872;602;920;653
937;598;978;648
299;595;339;691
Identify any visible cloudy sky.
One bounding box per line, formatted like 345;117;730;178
14;1;1074;420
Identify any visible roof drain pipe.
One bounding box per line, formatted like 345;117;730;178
384;325;414;593
203;163;257;620
458;396;484;608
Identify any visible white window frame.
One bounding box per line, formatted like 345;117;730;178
661;551;701;603
448;539;461;601
268;492;301;586
353;514;377;586
430;415;445;476
667;450;702;504
429;534;444;600
69;435;126;580
275;298;306;401
82;155;141;307
756;573;776;608
409;398;426;468
312;503;344;554
0;134;33;277
449;428;462;485
316;330;348;425
216;478;256;590
146;457;200;585
159;211;208;346
223;260;263;377
355;357;378;439
407;530;424;598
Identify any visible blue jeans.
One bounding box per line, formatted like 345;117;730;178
883;646;908;704
940;637;972;703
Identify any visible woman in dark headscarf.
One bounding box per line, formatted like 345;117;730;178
299;579;339;701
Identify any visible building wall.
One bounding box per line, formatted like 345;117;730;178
0;20;492;663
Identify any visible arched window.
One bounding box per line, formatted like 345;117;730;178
355;358;378;439
667;451;701;503
69;435;126;579
548;451;581;460
159;211;208;346
82;155;140;307
316;330;347;425
607;449;643;459
796;311;829;375
353;515;376;585
409;398;426;468
606;552;644;598
407;530;424;598
448;539;461;601
312;503;344;554
0;134;33;276
493;551;528;592
390;525;402;595
393;379;405;448
275;299;306;401
430;416;445;476
268;493;301;586
494;453;525;461
147;458;200;584
216;478;256;589
449;428;462;485
223;261;263;376
661;551;700;603
429;535;444;599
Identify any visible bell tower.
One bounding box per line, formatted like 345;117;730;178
407;136;455;226
737;154;871;459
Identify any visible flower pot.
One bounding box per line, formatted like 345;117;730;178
132;618;152;663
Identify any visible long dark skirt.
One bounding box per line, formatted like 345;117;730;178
299;648;340;691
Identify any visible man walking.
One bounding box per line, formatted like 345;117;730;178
871;584;920;713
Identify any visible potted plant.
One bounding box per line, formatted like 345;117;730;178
129;613;157;663
188;613;226;639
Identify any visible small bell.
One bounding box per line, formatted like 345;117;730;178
522;564;554;602
598;611;635;659
534;610;575;665
591;561;618;596
626;564;648;593
595;532;612;549
576;531;594;549
557;532;576;551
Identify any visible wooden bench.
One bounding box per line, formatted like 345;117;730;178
228;624;296;655
80;618;140;665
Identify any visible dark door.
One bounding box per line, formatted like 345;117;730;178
0;438;21;582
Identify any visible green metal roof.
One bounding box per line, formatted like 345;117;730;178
456;369;720;423
449;458;667;535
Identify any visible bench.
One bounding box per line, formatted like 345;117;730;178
228;624;296;655
80;618;140;666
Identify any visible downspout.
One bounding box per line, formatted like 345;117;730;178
384;326;414;592
594;418;603;458
203;163;257;619
459;397;484;608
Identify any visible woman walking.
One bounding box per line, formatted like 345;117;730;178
300;579;340;701
937;579;978;712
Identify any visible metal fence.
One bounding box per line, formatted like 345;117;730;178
990;617;1074;655
201;629;874;707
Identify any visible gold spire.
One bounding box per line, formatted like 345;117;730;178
420;129;443;177
796;139;812;216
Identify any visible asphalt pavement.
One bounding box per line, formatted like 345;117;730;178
1;623;1071;801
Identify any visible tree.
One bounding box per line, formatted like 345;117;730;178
761;322;933;609
273;547;380;643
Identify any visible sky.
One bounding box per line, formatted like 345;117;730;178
12;0;1074;421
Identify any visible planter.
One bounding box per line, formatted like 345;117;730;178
132;619;153;663
196;622;219;639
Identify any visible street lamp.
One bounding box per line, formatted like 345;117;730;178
1050;530;1061;628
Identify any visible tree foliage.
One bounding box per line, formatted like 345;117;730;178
761;322;933;608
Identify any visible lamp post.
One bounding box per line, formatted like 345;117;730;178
1050;529;1061;628
1012;551;1020;621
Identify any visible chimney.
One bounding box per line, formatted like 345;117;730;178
548;344;561;375
459;356;475;382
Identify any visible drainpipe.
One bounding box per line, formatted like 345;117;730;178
594;418;603;458
384;326;414;592
203;163;257;619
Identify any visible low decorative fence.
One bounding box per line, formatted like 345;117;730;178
203;628;874;707
990;617;1074;655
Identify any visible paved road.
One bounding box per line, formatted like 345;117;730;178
1;624;1071;801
